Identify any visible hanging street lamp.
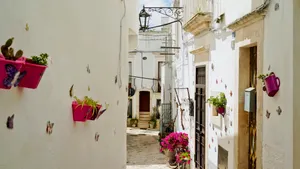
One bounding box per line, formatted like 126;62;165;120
139;6;151;32
139;5;184;32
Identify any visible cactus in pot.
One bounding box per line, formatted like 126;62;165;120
1;37;23;60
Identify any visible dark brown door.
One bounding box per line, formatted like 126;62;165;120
195;67;206;169
249;46;257;169
139;91;150;112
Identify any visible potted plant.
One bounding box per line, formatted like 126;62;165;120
160;132;189;166
258;72;280;97
0;37;25;89
175;149;191;169
72;96;102;122
149;113;157;129
207;92;227;117
18;53;49;89
131;118;138;127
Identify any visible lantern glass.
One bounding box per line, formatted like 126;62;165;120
139;7;150;31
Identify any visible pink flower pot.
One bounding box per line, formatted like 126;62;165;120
216;107;225;117
18;59;47;89
264;72;280;97
72;101;102;122
0;55;25;89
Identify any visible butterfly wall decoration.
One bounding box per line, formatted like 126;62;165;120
3;64;26;88
69;84;74;97
266;110;271;119
6;114;14;129
276;106;282;115
95;132;100;141
46;121;54;135
25;23;29;31
86;64;91;74
89;103;110;120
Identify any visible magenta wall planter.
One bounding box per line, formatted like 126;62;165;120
0;55;25;89
18;59;47;89
216;107;225;117
264;72;280;97
72;101;102;122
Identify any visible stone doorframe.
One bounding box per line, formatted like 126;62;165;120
229;15;265;169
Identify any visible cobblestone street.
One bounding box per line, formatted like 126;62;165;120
126;128;169;169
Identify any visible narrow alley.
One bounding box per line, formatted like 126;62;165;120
126;128;169;169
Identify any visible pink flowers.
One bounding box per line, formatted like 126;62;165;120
160;132;189;152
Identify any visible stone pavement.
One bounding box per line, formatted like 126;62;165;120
126;127;169;169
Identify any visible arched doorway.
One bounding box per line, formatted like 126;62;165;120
139;91;150;112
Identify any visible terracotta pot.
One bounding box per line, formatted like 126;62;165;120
165;150;176;164
216;106;226;117
212;106;218;116
18;59;47;89
72;101;102;122
156;120;160;129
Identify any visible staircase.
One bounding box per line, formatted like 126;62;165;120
138;112;150;129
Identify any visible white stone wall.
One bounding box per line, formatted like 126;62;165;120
173;0;297;168
0;0;136;169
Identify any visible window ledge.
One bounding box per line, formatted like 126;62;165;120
183;12;212;36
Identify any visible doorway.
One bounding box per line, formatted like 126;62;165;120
237;45;258;169
195;66;206;169
139;91;150;112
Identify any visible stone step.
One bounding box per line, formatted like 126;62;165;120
138;121;149;129
139;112;150;115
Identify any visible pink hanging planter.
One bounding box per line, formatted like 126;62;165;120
216;106;226;117
72;101;102;122
0;55;26;89
17;58;47;89
264;72;280;97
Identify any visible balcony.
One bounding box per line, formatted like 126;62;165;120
183;12;212;36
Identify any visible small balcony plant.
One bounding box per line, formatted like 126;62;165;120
18;53;49;89
0;37;25;89
72;96;102;122
207;92;227;117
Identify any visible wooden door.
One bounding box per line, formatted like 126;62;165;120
195;67;206;169
139;91;150;112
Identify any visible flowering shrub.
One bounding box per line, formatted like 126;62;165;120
176;150;191;165
160;132;189;152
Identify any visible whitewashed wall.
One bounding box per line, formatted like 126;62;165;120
174;0;297;169
262;0;294;168
0;0;135;169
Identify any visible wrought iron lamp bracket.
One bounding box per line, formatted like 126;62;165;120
144;7;184;20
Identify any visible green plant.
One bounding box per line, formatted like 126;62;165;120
258;73;269;84
1;37;23;60
207;92;227;108
73;96;99;116
149;113;157;128
28;53;49;66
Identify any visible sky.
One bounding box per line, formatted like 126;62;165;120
139;0;173;28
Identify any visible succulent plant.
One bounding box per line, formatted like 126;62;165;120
1;37;23;61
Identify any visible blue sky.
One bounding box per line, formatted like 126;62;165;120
139;0;173;28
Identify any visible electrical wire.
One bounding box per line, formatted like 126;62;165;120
117;0;126;89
